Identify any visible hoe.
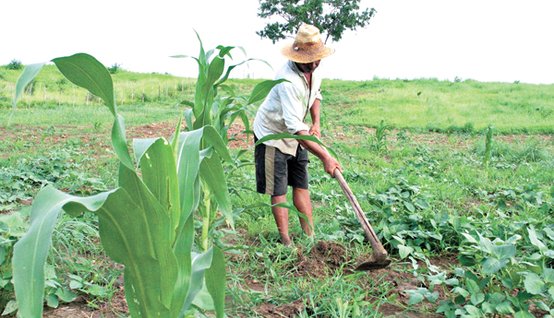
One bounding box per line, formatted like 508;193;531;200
334;170;391;270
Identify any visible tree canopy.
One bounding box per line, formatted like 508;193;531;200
257;0;376;44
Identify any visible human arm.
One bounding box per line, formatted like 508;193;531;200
295;129;341;176
309;98;321;138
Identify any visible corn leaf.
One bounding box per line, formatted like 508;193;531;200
137;138;180;235
13;186;115;318
247;79;288;105
255;132;339;159
176;129;204;224
200;152;233;228
181;249;214;316
12;62;45;109
99;163;178;316
205;245;226;318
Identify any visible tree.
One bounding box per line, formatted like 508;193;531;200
257;0;376;44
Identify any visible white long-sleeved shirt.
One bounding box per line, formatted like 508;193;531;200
253;61;323;156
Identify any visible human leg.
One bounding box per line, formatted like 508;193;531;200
254;140;292;245
293;187;314;236
271;194;291;245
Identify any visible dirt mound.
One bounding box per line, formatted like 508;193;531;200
294;241;350;277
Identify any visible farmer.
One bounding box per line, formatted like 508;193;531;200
253;23;341;245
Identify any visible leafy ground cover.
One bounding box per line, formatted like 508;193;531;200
1;66;553;317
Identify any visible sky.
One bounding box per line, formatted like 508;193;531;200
2;0;554;84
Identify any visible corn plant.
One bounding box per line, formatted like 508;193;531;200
483;125;493;166
11;40;281;317
369;119;389;153
172;34;286;252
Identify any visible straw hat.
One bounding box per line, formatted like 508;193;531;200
281;23;335;63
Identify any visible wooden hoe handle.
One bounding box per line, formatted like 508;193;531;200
334;169;388;260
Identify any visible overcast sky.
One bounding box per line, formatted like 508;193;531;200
2;0;554;84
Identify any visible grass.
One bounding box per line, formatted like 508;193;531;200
1;65;553;317
322;78;554;133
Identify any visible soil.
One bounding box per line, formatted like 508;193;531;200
254;299;305;318
6;121;548;316
294;241;349;277
248;240;446;317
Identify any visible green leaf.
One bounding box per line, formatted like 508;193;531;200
205;245;226;318
1;300;18;316
69;280;83;289
181;249;214;315
482;257;509;274
55;288;77;302
398;244;414;259
202;125;232;162
247;79;288;105
191;282;214;311
464;304;482;316
176;128;205;223
52;53;133;169
481;301;494;314
52;53;115;114
408;291;424;305
111;113;134;170
255;132;339;160
452;287;469;298
136;138;180;233
524;272;545;295
514;311;535;318
200;152;233;228
491;244;516;259
205;56;225;91
403;201;416;212
496;301;515;314
133;138;159;163
461;232;478;244
548;286;554;300
107;164;177;315
478;234;494;253
528;226;547;252
12;63;45;108
46;293;58;308
465;279;480;294
13;186;114;318
470;292;485;305
544;267;554;283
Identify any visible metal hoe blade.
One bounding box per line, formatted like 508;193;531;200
335;170;391;271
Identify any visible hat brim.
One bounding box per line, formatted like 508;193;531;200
281;42;335;63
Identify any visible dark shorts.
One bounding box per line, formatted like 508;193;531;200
255;139;309;196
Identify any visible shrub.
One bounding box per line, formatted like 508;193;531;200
6;59;23;70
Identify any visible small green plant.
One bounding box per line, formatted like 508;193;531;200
0;211;28;315
369;119;389;152
483;125;493;166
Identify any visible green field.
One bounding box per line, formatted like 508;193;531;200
1;63;553;317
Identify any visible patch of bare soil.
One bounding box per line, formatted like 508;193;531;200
127;121;181;140
128;121;252;150
294;241;349;277
254;299;304;318
226;123;251;150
